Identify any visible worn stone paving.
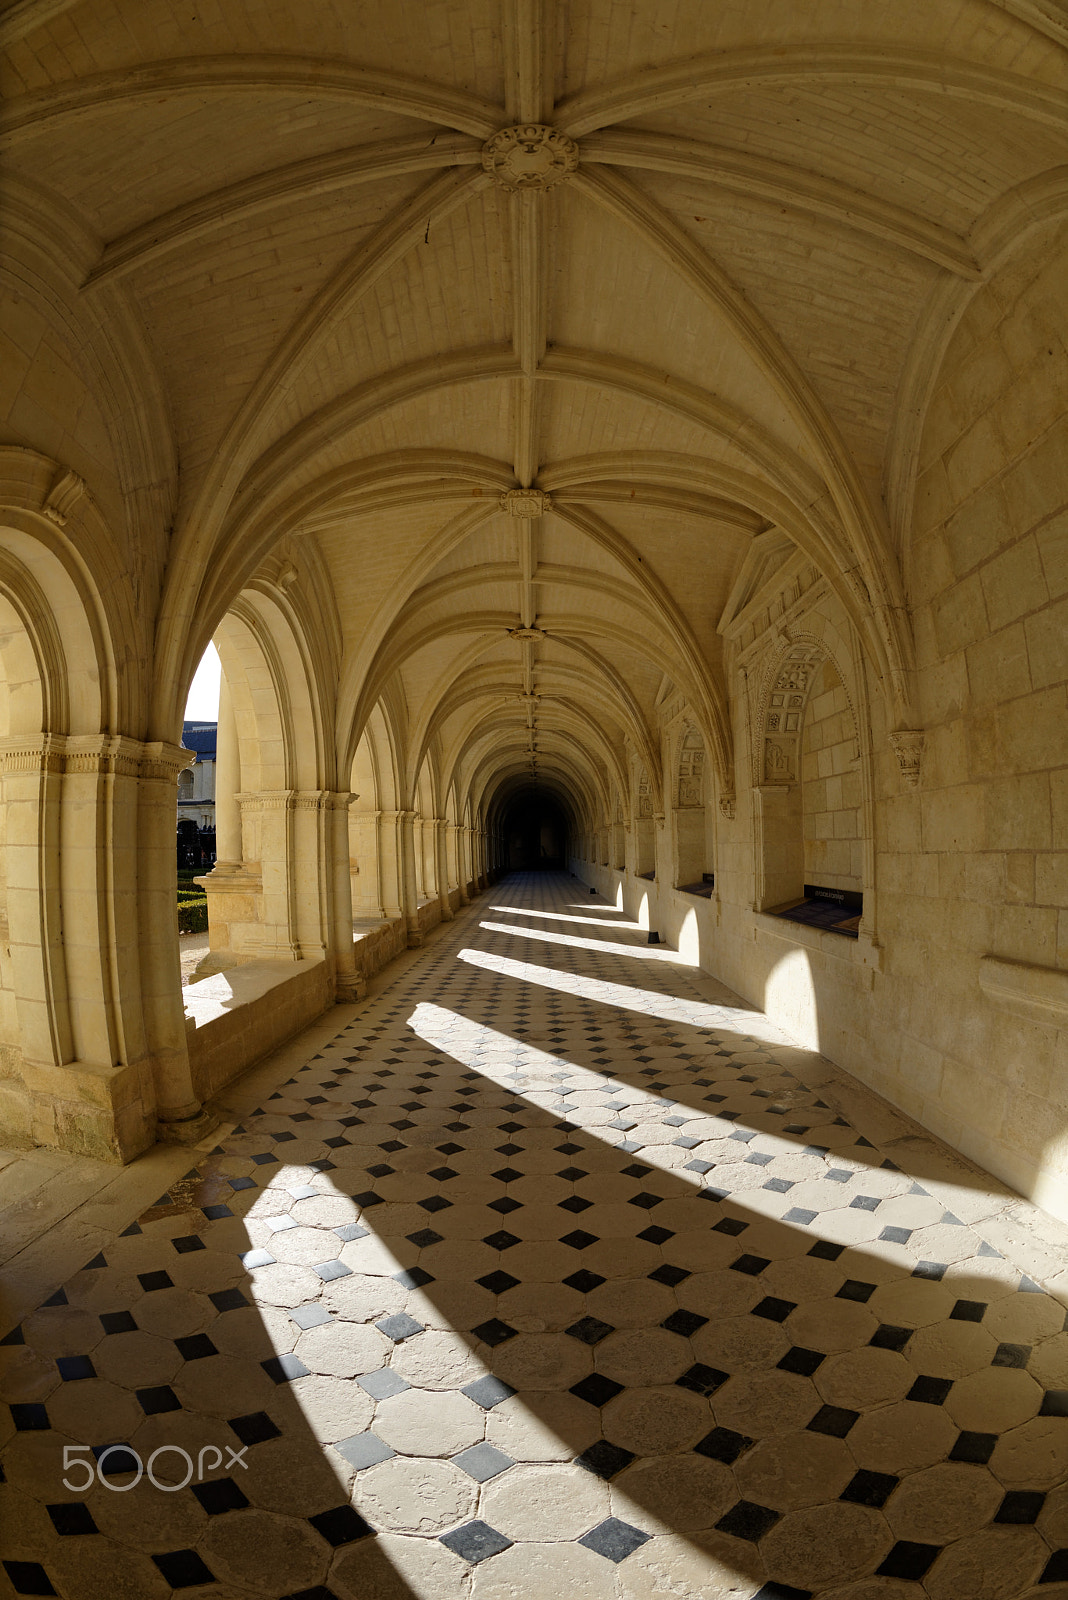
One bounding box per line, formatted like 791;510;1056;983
2;872;1067;1600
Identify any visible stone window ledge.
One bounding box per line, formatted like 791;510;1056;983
753;909;882;971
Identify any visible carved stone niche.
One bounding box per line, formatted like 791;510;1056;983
763;736;797;784
889;730;925;788
482;126;579;191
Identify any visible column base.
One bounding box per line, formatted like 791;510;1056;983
157;1105;218;1145
335;972;367;1003
406;930;424;948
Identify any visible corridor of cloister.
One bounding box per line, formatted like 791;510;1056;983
1;0;1067;1594
2;872;1067;1599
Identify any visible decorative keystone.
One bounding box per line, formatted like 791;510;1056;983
500;488;552;517
507;625;546;641
889;730;925;788
482;125;578;191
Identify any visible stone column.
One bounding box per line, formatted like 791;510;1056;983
398;810;422;946
436;819;454;921
376;810;403;921
329;791;363;1001
139;741;213;1141
455;825;470;904
214;671;241;864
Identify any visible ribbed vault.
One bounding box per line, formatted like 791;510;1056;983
1;0;1066;835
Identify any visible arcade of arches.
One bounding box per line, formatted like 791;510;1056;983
0;1;1066;1229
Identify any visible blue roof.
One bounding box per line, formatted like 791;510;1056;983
182;721;217;759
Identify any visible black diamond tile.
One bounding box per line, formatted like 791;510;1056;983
192;1477;250;1514
558;1194;593;1214
870;1324;913;1352
1040;1390;1068;1416
628;1191;663;1210
334;1223;367;1243
836;1279;876;1303
840;1469;899;1507
351;1191;382;1208
261;1352;311;1384
171;1234;206;1254
949;1430;997;1463
752;1296;796;1323
907;1375;954;1405
152;1550;216;1587
56;1354;95;1381
676;1363;728;1397
175;1333;218;1361
777;1346;824;1376
488;1196;522;1215
228;1411;282;1446
731;1253;770;1276
478;1271;520;1296
570;1373;624;1407
1;1561;57;1595
662;1309;708;1338
418;1195;452;1214
807;1404;859;1437
1041;1551;1068;1582
715;1499;781;1542
750;1584;813;1600
995;1489;1045;1523
315;1260;351;1282
406;1228;443;1249
912;1259;947;1280
560;1229;598;1250
575;1440;635;1479
649;1264;690;1287
137;1384;181;1415
876;1541;940;1580
879;1225;913;1244
695;1426;753;1465
461;1376;515;1410
471;1318;517;1348
950;1299;987;1322
564;1269;605;1293
556;1165;587;1180
376;1313;424;1343
565;1316;614;1345
808;1239;845;1260
308;1505;374;1546
438;1520;512;1565
138;1270;173;1292
210;1287;249;1313
100;1309;139;1336
992;1341;1032;1368
492;1168;522;1183
714;1217;748;1237
849;1194;881;1211
45;1502;98;1535
483;1230;520;1251
577;1517;651;1563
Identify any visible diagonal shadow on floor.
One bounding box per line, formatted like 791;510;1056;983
2;873;1066;1600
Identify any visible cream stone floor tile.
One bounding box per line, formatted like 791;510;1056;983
5;873;1068;1598
358;1454;478;1533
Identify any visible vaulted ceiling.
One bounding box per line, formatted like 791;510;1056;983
2;0;1065;814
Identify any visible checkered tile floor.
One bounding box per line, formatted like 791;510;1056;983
2;873;1066;1599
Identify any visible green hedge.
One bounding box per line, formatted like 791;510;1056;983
178;896;208;934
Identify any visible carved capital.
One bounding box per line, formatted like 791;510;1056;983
500;488;552;517
41;466;89;528
482;125;578;191
889;730;925;788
